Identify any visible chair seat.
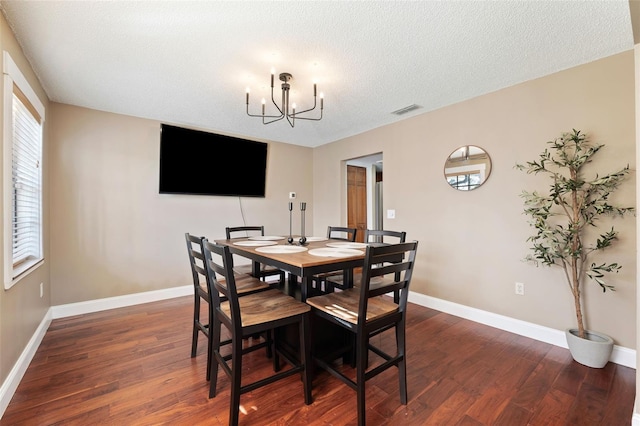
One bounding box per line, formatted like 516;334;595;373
198;273;270;296
220;289;311;328
327;274;395;290
234;263;281;275
306;288;398;324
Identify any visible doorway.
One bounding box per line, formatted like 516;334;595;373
346;153;383;242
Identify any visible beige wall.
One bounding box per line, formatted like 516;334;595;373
0;14;51;386
49;104;313;305
313;51;637;348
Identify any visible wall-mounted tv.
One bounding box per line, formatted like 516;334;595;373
159;124;268;197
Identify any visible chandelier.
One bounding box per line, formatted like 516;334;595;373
246;69;323;127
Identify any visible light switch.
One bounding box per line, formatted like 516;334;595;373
387;209;396;219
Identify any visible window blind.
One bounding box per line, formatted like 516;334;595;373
12;91;42;268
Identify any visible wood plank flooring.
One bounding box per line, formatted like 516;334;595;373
1;296;635;425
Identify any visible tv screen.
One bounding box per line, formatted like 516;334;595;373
159;124;268;197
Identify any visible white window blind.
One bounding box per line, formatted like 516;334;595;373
11;91;42;268
3;50;46;289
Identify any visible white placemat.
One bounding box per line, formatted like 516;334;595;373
325;242;368;249
305;236;328;242
248;235;285;241
233;240;278;247
308;248;364;258
256;245;308;254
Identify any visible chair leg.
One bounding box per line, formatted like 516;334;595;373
300;313;312;405
206;313;220;381
272;329;280;372
397;321;408;404
191;295;200;358
229;336;243;426
265;329;273;359
356;331;368;426
325;281;334;293
208;317;222;398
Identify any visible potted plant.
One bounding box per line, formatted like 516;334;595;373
516;129;634;368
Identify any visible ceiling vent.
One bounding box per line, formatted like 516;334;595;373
391;104;421;115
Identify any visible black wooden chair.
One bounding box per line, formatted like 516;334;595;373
306;241;418;426
226;226;286;286
202;239;312;425
186;233;271;381
310;226;358;292
326;229;407;302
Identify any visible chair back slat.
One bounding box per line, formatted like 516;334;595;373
226;226;265;239
364;229;406;244
326;226;357;242
369;261;409;278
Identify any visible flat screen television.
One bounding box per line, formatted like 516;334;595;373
159;124;268;197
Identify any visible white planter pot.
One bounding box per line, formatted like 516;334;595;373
565;329;613;368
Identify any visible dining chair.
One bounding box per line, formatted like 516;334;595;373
326;229;407;302
202;238;312;425
225;226;286;286
185;233;272;381
306;241;418;426
310;226;358;292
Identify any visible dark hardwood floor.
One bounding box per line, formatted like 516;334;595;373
1;295;635;425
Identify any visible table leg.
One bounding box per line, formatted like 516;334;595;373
251;261;260;278
300;276;311;302
343;268;354;288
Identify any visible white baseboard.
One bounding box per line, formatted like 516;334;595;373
51;285;192;319
633;401;640;426
408;291;636;369
0;307;52;418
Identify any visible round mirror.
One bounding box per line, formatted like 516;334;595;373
444;145;492;191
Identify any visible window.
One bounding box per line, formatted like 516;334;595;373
446;171;482;191
3;51;45;289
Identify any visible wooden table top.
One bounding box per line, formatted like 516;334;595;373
215;237;366;269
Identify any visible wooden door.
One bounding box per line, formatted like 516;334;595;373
347;165;367;243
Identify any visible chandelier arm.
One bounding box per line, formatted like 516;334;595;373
262;115;285;125
285;114;295;128
291;108;323;121
291;115;322;122
291;96;317;116
246;104;282;119
270;86;284;115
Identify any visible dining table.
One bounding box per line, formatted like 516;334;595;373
214;235;370;302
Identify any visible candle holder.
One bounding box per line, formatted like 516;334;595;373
299;202;307;245
287;202;294;244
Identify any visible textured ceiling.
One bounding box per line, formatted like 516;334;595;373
0;1;634;148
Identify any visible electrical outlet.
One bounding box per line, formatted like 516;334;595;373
515;282;525;296
289;192;296;199
40;282;43;298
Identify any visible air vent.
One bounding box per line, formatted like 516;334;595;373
391;104;421;115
